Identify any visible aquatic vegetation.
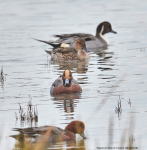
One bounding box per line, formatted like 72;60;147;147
15;97;38;127
128;98;131;107
115;95;122;119
0;66;4;89
0;66;4;81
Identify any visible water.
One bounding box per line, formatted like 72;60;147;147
0;0;147;149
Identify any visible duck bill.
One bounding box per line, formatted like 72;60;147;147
65;78;69;86
111;29;117;34
83;46;90;53
80;132;87;139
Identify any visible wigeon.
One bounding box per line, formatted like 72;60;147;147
11;120;86;142
46;39;90;61
50;70;82;96
35;21;117;49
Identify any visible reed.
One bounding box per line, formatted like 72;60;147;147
115;95;122;119
15;97;38;127
0;66;4;83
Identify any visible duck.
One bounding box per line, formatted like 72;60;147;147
46;39;90;61
35;21;117;49
50;69;82;95
11;120;86;142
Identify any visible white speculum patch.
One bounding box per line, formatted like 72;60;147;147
99;25;109;45
60;43;70;47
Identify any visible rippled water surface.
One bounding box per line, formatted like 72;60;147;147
0;0;147;149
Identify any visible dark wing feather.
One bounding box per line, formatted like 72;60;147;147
12;126;64;137
34;33;96;48
53;33;96;44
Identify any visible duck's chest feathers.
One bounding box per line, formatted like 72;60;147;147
77;50;90;59
53;84;82;94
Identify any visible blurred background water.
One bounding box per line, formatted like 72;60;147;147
0;0;147;149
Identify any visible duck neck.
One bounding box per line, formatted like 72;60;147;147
96;25;109;45
65;123;76;139
77;50;90;59
64;129;76;139
63;80;71;87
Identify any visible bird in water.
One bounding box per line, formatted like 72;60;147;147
46;39;90;61
50;69;82;96
10;120;86;143
35;21;117;49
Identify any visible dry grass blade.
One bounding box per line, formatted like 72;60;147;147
115;96;122;119
108;115;114;147
15;98;38;127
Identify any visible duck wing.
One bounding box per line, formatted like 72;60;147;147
71;78;80;85
50;75;63;95
34;33;96;48
11;126;64;139
53;33;96;44
53;47;75;54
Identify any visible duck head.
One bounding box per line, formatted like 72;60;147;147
62;70;73;87
75;39;89;53
65;120;86;139
96;21;117;37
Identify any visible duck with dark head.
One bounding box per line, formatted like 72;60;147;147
34;21;117;49
50;70;82;96
11;120;86;142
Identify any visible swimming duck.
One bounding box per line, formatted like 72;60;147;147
46;39;90;61
11;120;86;142
35;21;117;49
50;70;82;95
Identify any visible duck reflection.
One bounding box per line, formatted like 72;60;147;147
91;46;115;72
64;99;74;113
49;58;89;74
66;139;86;150
98;56;115;71
89;45;109;57
12;135;86;150
53;93;81;120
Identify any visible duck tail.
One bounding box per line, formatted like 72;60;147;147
53;35;61;38
45;50;52;55
33;38;61;48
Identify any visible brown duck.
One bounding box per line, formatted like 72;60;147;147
46;39;90;61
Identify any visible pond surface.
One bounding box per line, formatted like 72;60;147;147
0;0;147;149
